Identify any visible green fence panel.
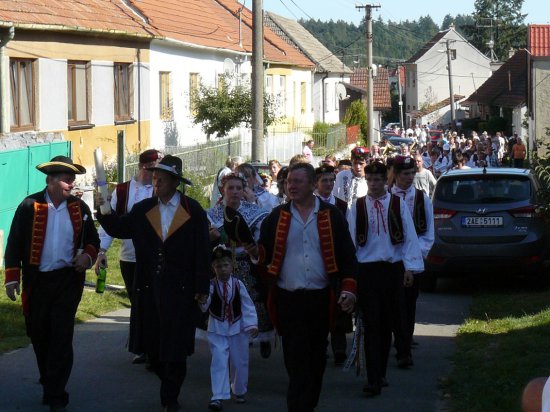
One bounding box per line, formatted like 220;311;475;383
0;142;71;263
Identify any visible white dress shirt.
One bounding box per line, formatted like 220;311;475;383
333;169;368;206
278;197;329;291
348;192;424;273
99;178;153;261
159;191;181;240
39;192;75;272
391;185;435;259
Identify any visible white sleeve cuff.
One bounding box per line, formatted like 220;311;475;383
5;281;19;287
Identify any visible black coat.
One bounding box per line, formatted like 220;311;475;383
97;192;211;362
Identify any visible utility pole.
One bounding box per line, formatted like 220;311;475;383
356;3;380;147
396;63;404;129
251;0;264;162
444;39;456;127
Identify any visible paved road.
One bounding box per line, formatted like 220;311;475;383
0;281;471;412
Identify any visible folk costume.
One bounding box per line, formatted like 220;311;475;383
207;200;273;342
348;170;423;395
97;156;211;409
98;149;159;300
333;147;369;213
4;156;99;410
256;198;357;412
199;260;257;402
390;155;435;368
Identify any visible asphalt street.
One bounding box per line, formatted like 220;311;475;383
0;280;471;412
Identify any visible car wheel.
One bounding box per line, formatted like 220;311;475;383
420;271;437;293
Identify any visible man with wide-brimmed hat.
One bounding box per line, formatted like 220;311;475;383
96;148;161;364
4;155;100;412
97;155;210;412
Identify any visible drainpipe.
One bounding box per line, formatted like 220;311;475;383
0;26;15;135
321;72;329;123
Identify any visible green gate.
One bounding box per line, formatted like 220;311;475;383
0;141;72;264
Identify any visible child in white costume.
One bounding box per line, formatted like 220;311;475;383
201;246;258;411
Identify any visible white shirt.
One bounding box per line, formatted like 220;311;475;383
39;192;75;272
333;169;368;206
348;193;424;272
278;197;328;291
391;185;435;259
200;277;258;336
303;145;313;163
99;178;153;261
159;191;181;241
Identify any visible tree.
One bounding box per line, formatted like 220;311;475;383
192;77;278;140
343;100;368;145
466;0;527;61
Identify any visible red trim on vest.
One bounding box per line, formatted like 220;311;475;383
267;210;291;276
68;201;83;256
317;209;338;274
413;189;427;235
29;203;48;265
115;181;131;215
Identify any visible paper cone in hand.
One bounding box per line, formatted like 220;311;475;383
223;206;255;245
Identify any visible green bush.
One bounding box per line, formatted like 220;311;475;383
343;100;368;144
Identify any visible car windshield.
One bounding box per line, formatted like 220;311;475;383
434;176;531;204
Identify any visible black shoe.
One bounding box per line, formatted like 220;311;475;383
380;377;389;387
397;355;414;369
362;383;381;397
260;341;271;359
208;399;223;411
334;352;347;366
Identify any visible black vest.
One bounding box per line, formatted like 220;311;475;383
209;278;242;323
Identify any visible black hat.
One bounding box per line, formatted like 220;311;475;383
364;161;387;175
393;155;415;171
315;165;335;177
338;159;352;167
36;155;86;175
212;245;233;261
139;149;161;164
147;155;192;186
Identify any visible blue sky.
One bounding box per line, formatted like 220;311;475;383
261;0;549;26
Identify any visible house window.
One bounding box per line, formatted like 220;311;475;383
159;71;172;120
189;72;199;116
450;49;456;60
67;61;90;125
279;75;287;112
266;75;273;95
10;59;35;131
300;82;306;114
114;63;132;122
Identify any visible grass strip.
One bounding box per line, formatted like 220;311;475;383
449;290;550;412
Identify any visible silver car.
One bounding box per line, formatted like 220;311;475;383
424;167;550;291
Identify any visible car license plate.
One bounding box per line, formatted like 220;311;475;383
461;216;503;227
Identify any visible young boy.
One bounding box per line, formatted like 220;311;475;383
200;246;259;411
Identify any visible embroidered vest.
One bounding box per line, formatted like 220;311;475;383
115;181;131;215
209;279;242;323
355;194;404;247
412;188;427;235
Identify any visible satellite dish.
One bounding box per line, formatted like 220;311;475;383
223;58;235;76
336;83;348;100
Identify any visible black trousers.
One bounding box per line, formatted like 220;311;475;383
330;310;352;357
119;260;136;302
26;268;85;407
358;261;404;386
393;274;420;360
277;287;330;412
148;354;187;407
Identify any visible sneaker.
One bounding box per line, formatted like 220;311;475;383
208;399;223;411
233;394;246;404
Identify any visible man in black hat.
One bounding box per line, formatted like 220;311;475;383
390;156;434;369
95;148;161;364
97;155;210;412
4;155;100;412
348;161;423;397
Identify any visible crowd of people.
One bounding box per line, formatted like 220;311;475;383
2;126;530;412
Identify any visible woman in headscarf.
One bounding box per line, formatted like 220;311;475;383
207;173;274;358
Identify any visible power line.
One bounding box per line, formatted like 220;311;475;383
287;0;314;20
277;0;299;20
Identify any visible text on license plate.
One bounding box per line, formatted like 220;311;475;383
461;216;503;227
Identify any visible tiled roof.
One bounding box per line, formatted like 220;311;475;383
0;0;155;36
405;29;448;64
129;0;313;67
464;49;527;108
265;12;351;74
528;24;550;57
348;66;392;109
409;94;465;117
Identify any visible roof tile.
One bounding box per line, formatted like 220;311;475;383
529;24;550;57
349;66;392;109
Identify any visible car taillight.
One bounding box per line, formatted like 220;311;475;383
509;206;541;218
433;208;456;219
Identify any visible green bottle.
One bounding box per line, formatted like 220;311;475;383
96;267;107;294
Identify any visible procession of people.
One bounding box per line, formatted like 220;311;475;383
3;125;519;411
